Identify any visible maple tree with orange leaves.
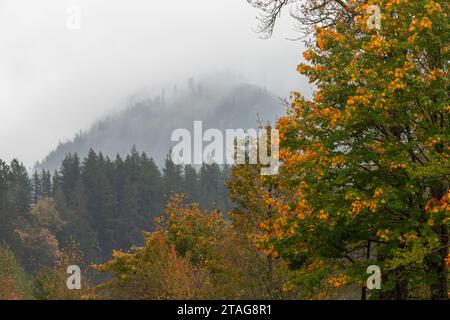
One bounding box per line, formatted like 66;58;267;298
234;0;449;300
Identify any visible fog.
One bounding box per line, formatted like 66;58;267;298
0;0;311;167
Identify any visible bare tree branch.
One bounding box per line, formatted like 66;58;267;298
247;0;355;39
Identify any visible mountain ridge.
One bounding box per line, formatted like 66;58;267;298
36;81;284;171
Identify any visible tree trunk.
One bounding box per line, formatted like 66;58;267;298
427;184;449;300
378;248;409;300
378;268;408;300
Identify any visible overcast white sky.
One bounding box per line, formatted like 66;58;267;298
0;0;311;167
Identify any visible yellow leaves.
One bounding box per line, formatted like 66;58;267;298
306;259;325;272
303;49;315;61
370;37;383;48
277;116;294;143
407;234;418;242
428;72;437;82
426;136;441;149
315;27;345;51
418;17;432;31
347;97;355;106
408;19;418;34
393;68;404;79
282;148;320;172
351;199;378;215
408;33;418;43
282;282;296;293
347;188;387;217
295;198;313;220
315;28;328;50
111;250;130;259
389;162;408;170
273;217;288;239
364;35;389;55
297;63;309;75
388;78;406;92
257;220;269;232
426;68;444;84
389;0;401;6
326;273;349;289
354;14;365;29
407;232;418;241
327;109;341;125
346;94;374;107
330;155;345;168
373;188;384;198
314;65;326;73
316;35;327;50
262;193;277;207
398;232;418;244
310;106;342;129
290;91;302;100
290;100;302;109
318;210;329;221
356;87;366;95
314;91;325;103
425;1;442;14
372;143;386;155
402;61;415;72
377;229;391;241
424;191;450;220
351;200;364;215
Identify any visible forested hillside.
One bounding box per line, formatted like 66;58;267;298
36;80;283;171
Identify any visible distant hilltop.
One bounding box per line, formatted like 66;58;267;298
35;79;284;172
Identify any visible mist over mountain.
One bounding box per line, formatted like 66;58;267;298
36;78;284;171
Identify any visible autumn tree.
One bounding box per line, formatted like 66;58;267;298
246;0;449;299
0;247;33;300
30;197;66;234
94;195;296;299
33;241;91;300
93;231;214;300
227;135;295;298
